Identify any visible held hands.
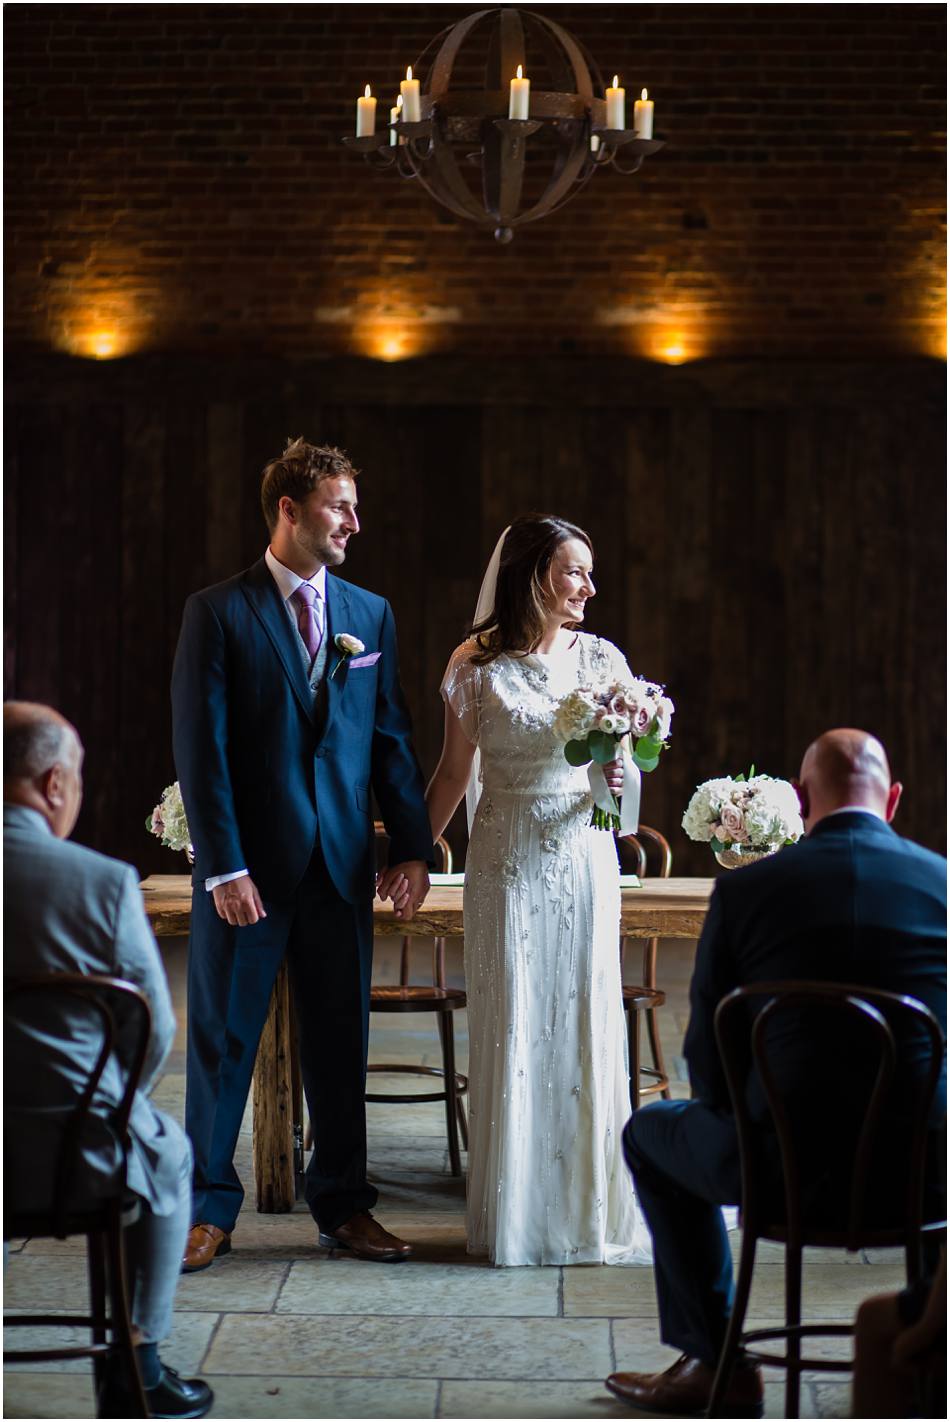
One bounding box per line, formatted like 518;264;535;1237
212;876;267;927
604;758;624;795
377;860;430;922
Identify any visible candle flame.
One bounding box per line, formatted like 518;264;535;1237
516;64;523;80
613;75;619;89
396;93;403;109
641;88;648;101
406;66;412;82
364;84;371;99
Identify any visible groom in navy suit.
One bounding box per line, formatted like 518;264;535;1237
607;729;946;1417
172;439;433;1269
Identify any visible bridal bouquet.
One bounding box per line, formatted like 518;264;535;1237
146;781;194;860
682;768;803;863
553;678;675;830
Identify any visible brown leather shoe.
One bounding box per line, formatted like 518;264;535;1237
318;1211;412;1262
182;1222;232;1274
605;1354;763;1418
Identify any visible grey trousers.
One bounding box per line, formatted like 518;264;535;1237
124;1122;192;1344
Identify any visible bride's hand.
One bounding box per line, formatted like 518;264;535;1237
605;758;624;794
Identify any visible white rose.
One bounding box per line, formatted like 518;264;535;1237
335;633;365;656
654;696;674;738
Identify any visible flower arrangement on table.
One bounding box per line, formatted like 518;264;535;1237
146;781;194;862
682;768;804;867
553;677;675;831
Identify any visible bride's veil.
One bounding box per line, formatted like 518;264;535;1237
465;526;510;832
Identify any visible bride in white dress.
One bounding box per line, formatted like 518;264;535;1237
425;516;651;1267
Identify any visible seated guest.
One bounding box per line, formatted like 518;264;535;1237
852;1247;946;1419
4;702;213;1419
606;728;947;1418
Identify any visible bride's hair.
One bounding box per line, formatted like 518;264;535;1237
469;514;593;665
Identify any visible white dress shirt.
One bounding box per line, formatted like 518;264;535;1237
204;550;327;893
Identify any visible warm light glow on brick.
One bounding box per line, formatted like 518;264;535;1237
360;325;419;361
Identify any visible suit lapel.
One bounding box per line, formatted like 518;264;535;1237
239;559;315;723
321;574;352;743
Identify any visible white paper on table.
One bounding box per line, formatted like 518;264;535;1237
619;873;642;888
429;872;465;886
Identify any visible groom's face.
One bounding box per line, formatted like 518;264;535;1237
291;476;360;567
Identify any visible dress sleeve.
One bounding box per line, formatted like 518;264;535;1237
440;641;481;746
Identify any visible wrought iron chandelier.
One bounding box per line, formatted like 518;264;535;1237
342;7;664;243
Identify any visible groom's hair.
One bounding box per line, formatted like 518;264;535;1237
261;437;360;531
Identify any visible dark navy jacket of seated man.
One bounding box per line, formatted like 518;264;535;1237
171;439;433;1271
607;729;946;1418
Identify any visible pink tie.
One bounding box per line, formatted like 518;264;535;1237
291;583;323;662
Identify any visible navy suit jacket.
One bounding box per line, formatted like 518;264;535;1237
171;557;433;904
685;812;946;1153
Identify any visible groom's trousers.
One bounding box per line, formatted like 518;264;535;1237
185;845;378;1234
623;1100;742;1368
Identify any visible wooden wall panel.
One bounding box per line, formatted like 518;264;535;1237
4;354;945;878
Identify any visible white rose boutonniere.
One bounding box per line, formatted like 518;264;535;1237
330;632;365;680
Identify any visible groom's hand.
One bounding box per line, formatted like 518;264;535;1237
377;860;430;922
212;876;267;927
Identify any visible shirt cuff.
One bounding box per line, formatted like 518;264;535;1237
205;869;249;891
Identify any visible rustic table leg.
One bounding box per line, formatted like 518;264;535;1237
252;961;297;1212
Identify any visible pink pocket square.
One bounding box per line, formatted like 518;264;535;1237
349;652;381;668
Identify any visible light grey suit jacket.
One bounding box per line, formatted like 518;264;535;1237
4;804;186;1217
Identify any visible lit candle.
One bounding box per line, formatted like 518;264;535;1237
390;93;404;146
356;84;376;137
606;74;625;130
590;133;601;153
634;87;654;139
509;64;530;120
400;65;421;123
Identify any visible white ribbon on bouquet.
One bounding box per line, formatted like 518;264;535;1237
588;737;641;833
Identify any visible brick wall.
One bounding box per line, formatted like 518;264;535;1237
5;3;946;359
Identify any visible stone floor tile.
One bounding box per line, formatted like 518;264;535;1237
609;1320;686;1374
439;1379;640;1418
4;1255;104;1310
2;1373;97;1418
205;1314;612;1380
204;1375;440;1418
562;1264;658;1317
747;1261;904;1317
278;1258;559;1316
3;1311;217;1375
812;1380;853;1417
173;1257;291;1311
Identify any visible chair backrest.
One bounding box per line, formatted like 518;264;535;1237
616;824;672;879
714;981;945;1256
4;973;152;1234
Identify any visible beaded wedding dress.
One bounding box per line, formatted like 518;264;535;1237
442;631;651;1266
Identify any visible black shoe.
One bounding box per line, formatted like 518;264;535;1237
100;1360;214;1419
143;1366;214;1419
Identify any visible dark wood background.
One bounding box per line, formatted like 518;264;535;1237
5;352;945;875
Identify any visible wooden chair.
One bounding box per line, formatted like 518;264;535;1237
4;973;152;1418
367;824;468;1177
616;825;673;1108
709;981;946;1420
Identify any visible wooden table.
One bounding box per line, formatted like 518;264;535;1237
141;874;714;1211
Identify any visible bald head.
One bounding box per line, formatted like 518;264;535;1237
4;701;84;838
797;729;901;831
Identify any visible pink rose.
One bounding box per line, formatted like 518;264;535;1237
151;804;165;834
609;693;627;717
719;802;747;841
631;704;652;736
